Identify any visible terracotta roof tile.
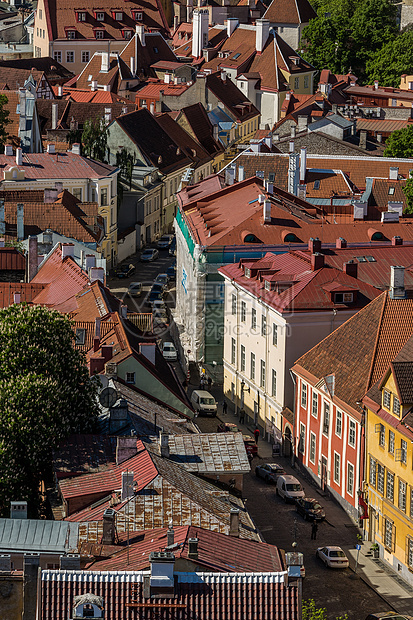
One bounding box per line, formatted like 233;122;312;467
0;246;25;272
0;282;45;307
206;72;260;122
263;0;317;24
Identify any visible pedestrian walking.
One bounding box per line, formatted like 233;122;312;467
239;409;245;424
311;520;318;540
222;401;227;415
207;376;212;389
254;427;260;444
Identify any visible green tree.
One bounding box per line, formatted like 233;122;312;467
81;117;108;162
365;29;413;87
384;124;413;158
402;177;413;215
302;599;349;620
301;0;397;79
0;304;98;515
0;94;10;150
116;147;135;189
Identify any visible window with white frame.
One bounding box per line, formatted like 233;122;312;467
386;471;394;502
407;537;413;569
273;324;278;346
299;423;305;454
310;433;316;464
250;353;255;381
377;463;385;494
126;372;135;384
347;463;354;495
384;518;394;551
383;389;391;409
399;479;407;511
81;51;90;63
96;11;105;20
369;457;376;487
231;294;236;315
379;424;385;447
334;453;340;484
66;51;74;63
301;383;307;408
271;369;276;397
389;430;395;454
261;314;267;336
240;345;245;372
240;301;246;322
323;402;330;435
115;11;123;20
231;338;236;365
335;409;342;436
401;439;407;464
54;51;62;63
251;308;257;329
393;396;401;416
260;359;266;389
95;30;105;38
348;420;356;448
312;392;318;417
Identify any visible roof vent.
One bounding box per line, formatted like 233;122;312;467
10;501;27;519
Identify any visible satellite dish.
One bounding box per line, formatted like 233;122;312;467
99;387;118;408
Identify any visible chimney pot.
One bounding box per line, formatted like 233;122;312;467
263;200;271;223
90;266;105;284
15;147;22;166
94;317;101;352
71;143;81;155
102;508;116;545
167;524;174;547
4;144;12;156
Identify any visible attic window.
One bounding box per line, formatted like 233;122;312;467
218;52;224;58
256;170;264;178
388;187;395;195
356;256;367;262
264;280;271;291
244;234;262;243
122;29;132;39
95;11;105;20
75;328;86;345
132;10;142;19
365;256;376;262
245;268;251;278
184;46;190;51
284;233;298;242
76;11;87;21
95;29;105;38
232;53;241;60
313;180;320;190
334;292;353;304
268;172;275;182
66;29;77;39
371;231;384;240
114;11;123;20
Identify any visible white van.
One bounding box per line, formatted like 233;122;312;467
276;475;305;502
190;390;217;416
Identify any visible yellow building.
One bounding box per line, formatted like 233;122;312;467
364;334;413;585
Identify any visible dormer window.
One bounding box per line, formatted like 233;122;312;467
393;396;400;416
66;28;77;39
94;11;105;21
132;9;143;20
95;29;105;38
383;389;391;409
334;292;353;304
265;280;270;291
76;11;87;21
112;10;123;20
122;29;132;39
245;268;251;278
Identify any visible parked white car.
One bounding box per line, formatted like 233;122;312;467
276;475;305;502
316;546;349;568
162;342;177;361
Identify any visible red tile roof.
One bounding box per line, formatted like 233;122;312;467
0;151;116;180
0;283;45;307
41;569;299;620
263;0;317;24
59;440;157;501
135;79;190;100
0;246;25;271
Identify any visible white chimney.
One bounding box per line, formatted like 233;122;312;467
61;243;75;259
266;181;274;194
101;52;110;73
263;200;271;223
221;70;227;82
159;431;170;458
288;152;299;196
136;24;146;46
47;143;56;154
58;85;63;97
71;143;81;155
150;102;155;114
258;193;265;204
289;140;295;153
300;146;307;184
130;56;135;77
51;102;58;130
16;203;24;240
374;80;379;90
226;17;238;37
0;200;4;237
164;73;171;84
255;19;270;53
192;9;208;59
91;80;98;91
389;167;399;180
103;85;111;92
238;165;245;182
85;254;96;271
4;144;12;156
15;147;22;166
90;266;105;283
390;265;406;299
13;291;21;304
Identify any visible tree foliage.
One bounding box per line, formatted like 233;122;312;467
0;94;11;150
81;116;108;162
302;599;349;620
0;304;98;515
116;147;135;190
402;177;413;215
365;29;413;87
383;125;413;158
301;0;398;79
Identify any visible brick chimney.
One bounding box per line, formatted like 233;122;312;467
308;237;321;253
336;237;347;249
392;236;403;246
343;261;358;278
311;253;324;271
116;436;137;465
101;345;113;363
28;235;38;281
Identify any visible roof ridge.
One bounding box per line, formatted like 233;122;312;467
365;291;388;392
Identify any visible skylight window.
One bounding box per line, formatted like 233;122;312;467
356;256;367;263
388;187;395;195
313;180;320;190
366;256;376;262
269;172;275;182
232;53;241;60
256;170;264;178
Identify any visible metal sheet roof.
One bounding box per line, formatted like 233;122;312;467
167;432;250;473
0;519;78;553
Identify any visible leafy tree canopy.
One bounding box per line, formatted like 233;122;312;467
301;0;398;79
0;304;98;515
402;177;413;215
302;599;349;620
0;94;10;150
365;29;413;87
81;117;108;162
383;124;413;158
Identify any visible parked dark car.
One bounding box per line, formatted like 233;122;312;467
166;265;176;281
255;463;285;484
295;497;325;521
116;263;135;278
141;248;159;262
146;289;164;306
